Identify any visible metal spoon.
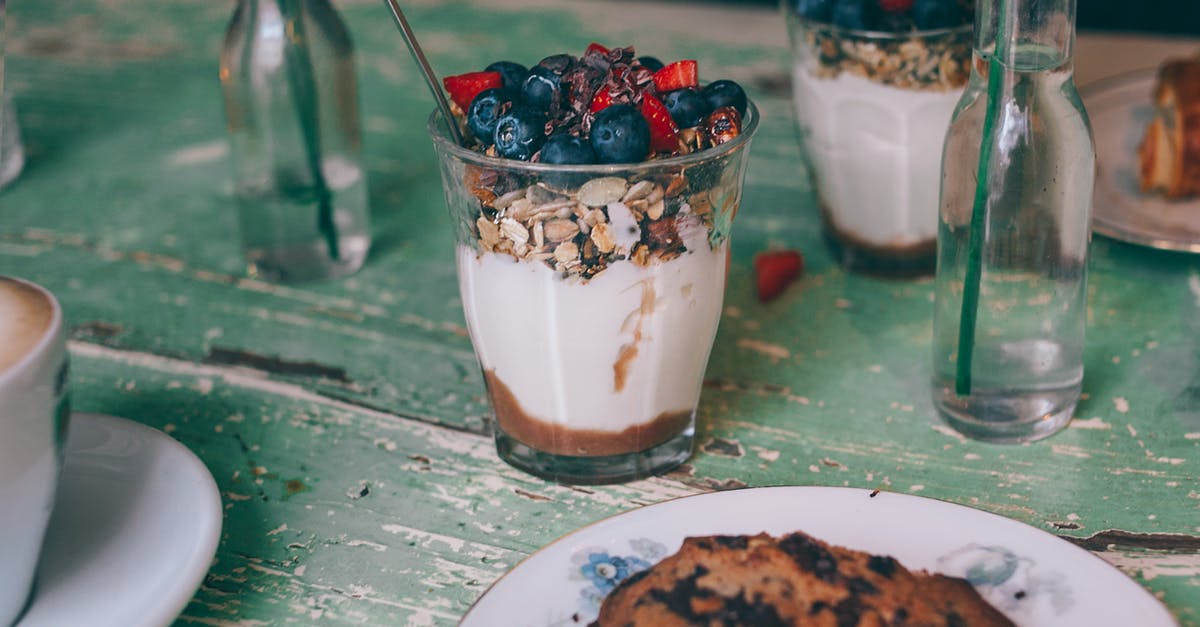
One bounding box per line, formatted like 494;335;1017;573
383;0;465;146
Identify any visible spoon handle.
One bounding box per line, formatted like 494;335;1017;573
383;0;465;146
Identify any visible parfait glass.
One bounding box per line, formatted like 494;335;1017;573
429;103;758;484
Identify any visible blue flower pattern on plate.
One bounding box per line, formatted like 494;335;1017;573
937;544;1073;619
570;538;666;616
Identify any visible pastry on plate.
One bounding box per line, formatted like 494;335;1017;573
1138;57;1200;199
591;530;1014;626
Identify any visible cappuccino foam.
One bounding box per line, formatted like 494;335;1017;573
0;278;53;375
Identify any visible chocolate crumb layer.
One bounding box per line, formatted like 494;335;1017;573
484;369;693;457
820;203;937;277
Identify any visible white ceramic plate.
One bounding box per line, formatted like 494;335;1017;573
16;413;222;627
461;486;1176;627
1083;68;1200;253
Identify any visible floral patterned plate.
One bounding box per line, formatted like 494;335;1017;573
460;486;1176;627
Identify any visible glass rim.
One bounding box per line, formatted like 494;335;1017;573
427;99;759;174
783;6;972;40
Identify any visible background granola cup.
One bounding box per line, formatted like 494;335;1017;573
784;6;972;277
429;101;758;485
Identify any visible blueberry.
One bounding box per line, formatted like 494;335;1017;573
831;0;876;30
522;65;561;113
467;88;508;145
637;56;665;72
589;104;650;164
662;88;710;128
794;0;833;21
539;133;596;165
494;106;547;161
485;60;529;93
701;80;747;118
912;0;963;29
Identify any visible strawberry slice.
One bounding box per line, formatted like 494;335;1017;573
590;90;615;113
585;42;611;57
640;94;679;153
652;60;698;93
753;250;804;303
442;71;503;112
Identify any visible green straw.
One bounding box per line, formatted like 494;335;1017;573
279;0;340;261
955;0;1012;396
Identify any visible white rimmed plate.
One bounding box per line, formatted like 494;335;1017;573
17;413;222;627
460;486;1176;627
1083;68;1200;253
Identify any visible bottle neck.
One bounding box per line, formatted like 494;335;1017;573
974;0;1077;70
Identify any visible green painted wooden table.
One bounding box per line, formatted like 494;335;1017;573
3;1;1198;625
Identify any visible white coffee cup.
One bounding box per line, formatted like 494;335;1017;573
0;277;69;626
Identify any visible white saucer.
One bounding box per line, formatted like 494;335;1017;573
462;486;1177;627
16;413;222;627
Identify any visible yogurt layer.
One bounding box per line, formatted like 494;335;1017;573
792;68;962;248
457;244;726;437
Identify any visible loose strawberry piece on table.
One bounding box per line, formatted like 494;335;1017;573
652;60;698;93
442;71;503;112
754;250;804;303
640;94;679;153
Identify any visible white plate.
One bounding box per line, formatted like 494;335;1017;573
1083;68;1200;252
17;413;222;627
461;486;1176;627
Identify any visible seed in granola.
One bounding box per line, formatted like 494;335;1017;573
630;243;650;266
578;176;629;207
687;191;713;216
532;220;545;248
665;174;688;197
506;197;536;221
528;184;566;205
621;180;658;203
543;218;581;242
500;217;530;244
477;215;501;248
493;187;527;210
584;208;606;227
472;187;498;207
645;197;666;220
590;222;617;254
554;241;580;264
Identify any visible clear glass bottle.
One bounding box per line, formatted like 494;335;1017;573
220;0;370;282
0;0;25;190
931;0;1094;443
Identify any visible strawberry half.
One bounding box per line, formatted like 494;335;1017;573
652;60;698;93
753;250;804;303
442;71;503;112
640;94;679;153
590;90;615;113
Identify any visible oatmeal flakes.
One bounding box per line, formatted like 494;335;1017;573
590;222;617;254
500;217;529;244
543;219;580;243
